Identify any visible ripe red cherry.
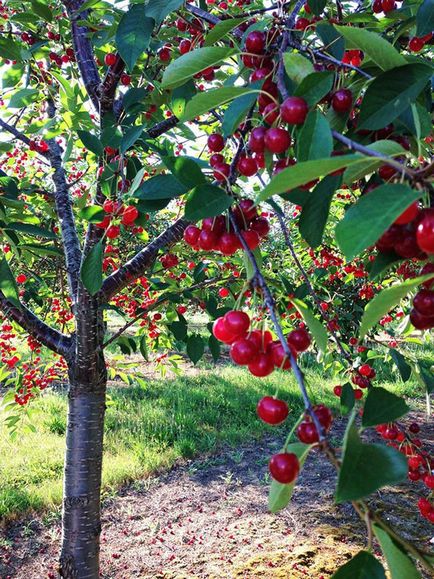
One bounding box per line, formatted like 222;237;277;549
420;263;434;288
424;474;434;489
280;96;309;125
249;352;275;377
245;30;266;54
121;205;139;226
207;133;225;152
394;201;419;225
409;37;425;52
213;162;230;181
209;153;224;167
106;225;120;239
372;0;383;12
238;156;258;177
413;289;434;316
297;421;319;444
104;53;117;66
354;389;363;400
333;385;342;397
379;165;397;181
262;103;279;125
312;404;333;430
331;89;353;113
237;199;258;222
230;337;258;365
359;364;373;377
120;73;131;86
213;317;235;344
183;225;201;246
198;229;219;251
179;39;192;55
158;47;171;62
202;215;225;233
218;288;229;298
249;329;273;350
257;396;288;424
381;0;396;12
287;328;311;353
219;232;240;255
16;274;27;284
394;229;422;259
250;217;270;238
241;229;260;250
248;127;267;153
416;211;434;254
269;452;300;484
224;310;250;336
264;128;291;154
268;341;296;370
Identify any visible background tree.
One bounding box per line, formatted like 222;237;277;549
0;0;433;578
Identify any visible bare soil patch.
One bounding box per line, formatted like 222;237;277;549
1;415;433;578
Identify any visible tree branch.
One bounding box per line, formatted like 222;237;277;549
0;291;72;358
100;55;125;116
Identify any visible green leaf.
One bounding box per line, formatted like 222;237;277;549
362;387;409;427
335;184;422;261
164;156;206;190
19;243;62;257
79;205;105;223
415;360;434;394
171;81;197;118
0;258;19;304
299;175;341;248
316;22;344;59
343;140;405;184
309;0;327;16
269;443;311;513
123;87;148;111
76;130;103;156
297;111;332;162
332;551;386;579
359;274;434;339
9;89;39;108
161;46;238;89
294;71;334;107
390;349;411;382
169;317;188;341
290;298;328;354
373;525;421;579
340;383;355;414
187;334;205;365
257;155;362;202
144;0;184;25
134;174;188;200
180;86;253;122
283;53;314;84
334;25;406;71
204;16;248;46
336;417;408;503
358;64;433;131
208;335;221;362
222;87;261;138
368;251;401;281
139;335;149;362
120;125;144;155
0;37;23;61
6;222;57;239
115;4;154;72
416;0;434;37
2;64;24;89
80;242;103;296
184;184;232;222
243;247;262;281
31;0;53;21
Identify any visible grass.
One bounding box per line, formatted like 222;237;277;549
0;362;426;523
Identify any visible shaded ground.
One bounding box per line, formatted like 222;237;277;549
1;415;433;578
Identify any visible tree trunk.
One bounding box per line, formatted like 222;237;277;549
59;381;106;579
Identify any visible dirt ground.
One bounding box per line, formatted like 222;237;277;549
1;416;433;579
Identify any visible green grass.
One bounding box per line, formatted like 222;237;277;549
0;365;424;522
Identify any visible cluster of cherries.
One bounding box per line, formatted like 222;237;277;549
212;309;311;378
96;198;140;239
376;205;434;330
183;199;270;255
256;396;333;483
376;420;434;523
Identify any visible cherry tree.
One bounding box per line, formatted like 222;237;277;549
0;0;433;577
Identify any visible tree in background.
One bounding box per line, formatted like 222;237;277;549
0;0;433;577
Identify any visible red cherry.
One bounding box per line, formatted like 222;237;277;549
280;96;309;125
230;337;258;365
409;422;420;434
416;211;434;254
248;353;274;377
420;263;434;289
224;310;250;336
213;162;230;181
240;229;260;250
269;453;300;484
121;205;139;226
158;47;171;62
207;133;225;152
262;103;280;125
297;421;319;444
381;0;396;12
287;328;311;353
250;217;270;238
248;127;267;153
104;53;117;66
268;340;296;370
198;229;219;250
424;474;434;489
236;199;258;223
413;289;434;317
202;215;225;233
218;288;230;298
16;274;27;284
408;37;425;52
245;31;266;54
372;0;383;12
312;404;333;430
213;317;235;344
179;39;192;55
333;385;342;397
120;73;131;86
183;225;201;247
219;232;240;255
257;396;288;424
248;329;273;350
238;156;258;177
354;389;363;400
106;225;120;239
394;201;420;225
96;216;111;229
394;229;423;259
359;364;372;377
378;164;396;181
209;153;224;167
264;128;291;154
331;89;353;113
